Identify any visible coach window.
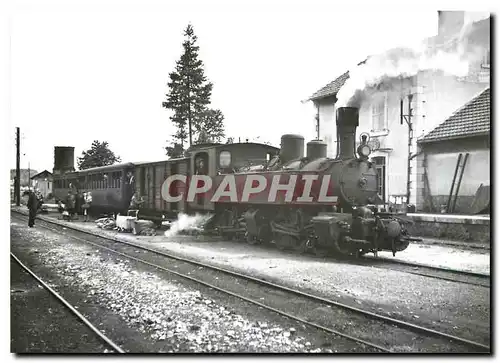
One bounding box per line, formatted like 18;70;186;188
220;151;231;168
373;156;386;201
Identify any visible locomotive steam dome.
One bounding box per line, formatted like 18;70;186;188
306;140;327;160
53;146;75;174
280;134;304;163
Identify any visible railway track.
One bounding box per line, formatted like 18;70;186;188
11;212;491;353
226;234;490;287
10;252;125;353
358;256;490;288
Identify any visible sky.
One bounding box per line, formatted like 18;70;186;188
4;1;460;172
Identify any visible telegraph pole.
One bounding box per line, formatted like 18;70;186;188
15;127;20;206
401;94;414;208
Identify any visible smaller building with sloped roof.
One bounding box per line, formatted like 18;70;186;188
307;11;490;210
416;88;490;214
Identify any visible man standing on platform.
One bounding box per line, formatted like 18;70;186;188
27;189;38;228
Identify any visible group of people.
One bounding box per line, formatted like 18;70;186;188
57;186;93;222
26;172;145;228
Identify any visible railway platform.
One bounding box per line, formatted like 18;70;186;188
11;205;490;275
406;213;490;244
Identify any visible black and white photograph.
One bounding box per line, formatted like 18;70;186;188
5;0;493;355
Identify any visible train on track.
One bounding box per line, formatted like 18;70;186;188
53;106;420;257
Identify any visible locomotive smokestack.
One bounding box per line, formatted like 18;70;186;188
336;107;359;160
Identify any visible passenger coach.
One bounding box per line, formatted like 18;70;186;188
52;141;279;224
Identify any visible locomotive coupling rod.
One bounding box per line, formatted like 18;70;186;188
344;237;371;245
218;226;246;233
270;223;301;238
272;228;301;238
405;236;423;242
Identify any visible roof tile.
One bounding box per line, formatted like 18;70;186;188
309;71;350;101
419;87;490;143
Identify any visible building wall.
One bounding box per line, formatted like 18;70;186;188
416;135;489;213
32;178;53;199
314;15;489;210
316;96;337;157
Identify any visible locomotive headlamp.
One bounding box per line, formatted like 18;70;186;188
358;144;371;158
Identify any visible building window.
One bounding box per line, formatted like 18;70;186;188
481;49;490;69
219;151;231;168
373;156;386;201
371;94;387;131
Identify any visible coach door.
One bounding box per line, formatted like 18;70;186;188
169;162;179;212
190;149;216;211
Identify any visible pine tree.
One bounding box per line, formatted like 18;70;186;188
162;24;225;157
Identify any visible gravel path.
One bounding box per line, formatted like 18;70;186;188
11;219;365;353
10;259;111;353
11;209;491;348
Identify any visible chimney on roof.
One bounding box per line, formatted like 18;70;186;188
438;11;465;38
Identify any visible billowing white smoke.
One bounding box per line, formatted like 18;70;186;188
336;23;482;107
164;213;213;237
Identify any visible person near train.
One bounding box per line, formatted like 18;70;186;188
128;192;144;218
27;189;38;228
65;190;76;221
82;191;93;222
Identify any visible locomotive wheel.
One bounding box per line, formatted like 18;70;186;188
331;236;353;257
293;238;308;254
355;250;369;258
275;234;291;251
246;233;260;245
313;246;329;258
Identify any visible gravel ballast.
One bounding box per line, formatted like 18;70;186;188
11;210;491;349
11;219;370;353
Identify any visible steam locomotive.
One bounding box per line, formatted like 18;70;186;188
52;106;419;257
212;107;419;257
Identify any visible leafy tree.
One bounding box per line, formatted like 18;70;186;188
162;24;225;157
195;109;225;144
165;141;185;159
77;140;121;170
